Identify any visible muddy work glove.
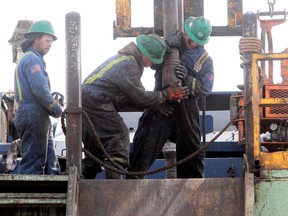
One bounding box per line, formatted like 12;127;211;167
151;104;174;116
165;31;183;48
164;81;189;101
175;64;188;84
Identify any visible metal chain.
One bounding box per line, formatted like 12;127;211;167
125;101;251;177
61;102;250;178
61;109;126;172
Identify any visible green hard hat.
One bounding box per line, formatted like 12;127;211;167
24;20;57;41
136;34;166;64
184;16;212;45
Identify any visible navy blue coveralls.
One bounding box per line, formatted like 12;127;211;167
127;44;214;178
14;48;62;174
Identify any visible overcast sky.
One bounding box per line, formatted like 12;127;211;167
1;0;287;95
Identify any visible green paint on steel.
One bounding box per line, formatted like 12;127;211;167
261;169;288;178
255;176;288;216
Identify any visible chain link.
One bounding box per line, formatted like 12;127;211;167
61;104;250;178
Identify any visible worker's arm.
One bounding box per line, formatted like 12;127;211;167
24;55;62;118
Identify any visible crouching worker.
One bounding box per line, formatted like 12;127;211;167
81;34;190;179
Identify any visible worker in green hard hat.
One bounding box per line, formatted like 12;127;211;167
184;16;212;45
13;20;62;175
127;16;214;179
81;34;189;179
136;34;165;64
21;20;57;52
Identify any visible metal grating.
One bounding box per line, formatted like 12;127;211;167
265;85;288;117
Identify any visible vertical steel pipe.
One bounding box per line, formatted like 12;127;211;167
161;0;181;178
154;0;163;34
163;0;178;37
162;0;181;89
242;12;257;169
178;0;184;32
163;141;177;179
65;12;82;171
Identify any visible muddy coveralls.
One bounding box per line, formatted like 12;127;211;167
14;48;62;174
81;42;169;179
127;45;214;178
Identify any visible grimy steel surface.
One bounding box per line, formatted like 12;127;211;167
78;178;244;216
0;174;67;215
65;12;82;171
242;12;258;169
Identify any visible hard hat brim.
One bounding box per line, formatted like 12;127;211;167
188;33;210;45
24;32;57;41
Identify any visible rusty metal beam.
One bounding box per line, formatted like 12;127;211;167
113;0;243;38
183;0;204;19
66;166;80;216
210;0;243;36
114;0;154;39
65;12;82;171
116;0;131;29
113;25;157;39
228;0;243;28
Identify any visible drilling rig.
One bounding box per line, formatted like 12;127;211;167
0;0;288;215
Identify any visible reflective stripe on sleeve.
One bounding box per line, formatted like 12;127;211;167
191;78;196;96
85;55;135;84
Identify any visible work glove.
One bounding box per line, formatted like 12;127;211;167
151;104;174;116
175;64;188;84
164;81;190;101
165;31;183;48
52;92;65;107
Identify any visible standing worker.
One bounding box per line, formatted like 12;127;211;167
81;34;189;179
127;16;214;179
13;20;62;175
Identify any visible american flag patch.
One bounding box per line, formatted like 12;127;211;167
208;73;214;81
31;65;41;73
